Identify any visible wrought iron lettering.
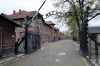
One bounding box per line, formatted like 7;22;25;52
52;11;55;15
43;11;82;19
46;13;49;18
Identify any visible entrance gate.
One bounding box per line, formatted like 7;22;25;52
15;0;46;55
14;0;99;57
43;6;96;57
27;31;40;53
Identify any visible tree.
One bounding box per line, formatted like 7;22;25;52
67;5;80;41
52;0;100;55
52;0;100;31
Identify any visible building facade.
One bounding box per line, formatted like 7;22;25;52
8;10;44;42
54;27;59;41
8;9;65;43
58;32;66;40
0;13;19;57
45;21;56;42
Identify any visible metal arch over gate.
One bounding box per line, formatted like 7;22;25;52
15;0;95;57
43;11;82;19
43;11;64;19
42;7;91;57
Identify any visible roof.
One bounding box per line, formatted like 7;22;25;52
45;21;55;25
44;21;52;28
0;13;20;26
54;27;59;30
7;9;45;26
88;26;100;34
8;10;38;19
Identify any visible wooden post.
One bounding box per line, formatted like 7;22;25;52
94;34;98;58
0;27;2;57
95;41;98;58
25;25;28;54
15;42;18;55
89;38;91;59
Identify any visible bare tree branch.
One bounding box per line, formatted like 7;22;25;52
88;13;100;22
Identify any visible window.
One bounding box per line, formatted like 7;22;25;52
43;33;44;39
37;15;41;19
43;24;44;30
20;21;23;28
45;26;46;31
40;23;41;29
36;21;39;27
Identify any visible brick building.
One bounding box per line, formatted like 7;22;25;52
8;10;45;42
40;21;52;43
8;9;65;43
45;21;55;42
54;27;59;41
58;32;66;40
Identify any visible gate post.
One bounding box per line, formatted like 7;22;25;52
80;6;90;56
86;6;90;55
25;25;28;54
15;42;18;55
92;34;98;58
84;21;88;55
89;38;91;59
95;40;98;58
83;6;90;55
37;25;41;49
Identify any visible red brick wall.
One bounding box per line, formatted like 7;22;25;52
10;12;59;43
54;29;59;41
15;18;54;43
58;32;66;40
41;23;52;43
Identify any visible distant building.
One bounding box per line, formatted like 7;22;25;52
54;27;59;41
45;21;56;42
58;32;66;40
41;21;52;43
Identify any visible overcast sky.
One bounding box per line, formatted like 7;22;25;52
0;0;55;14
0;0;68;32
0;0;100;32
